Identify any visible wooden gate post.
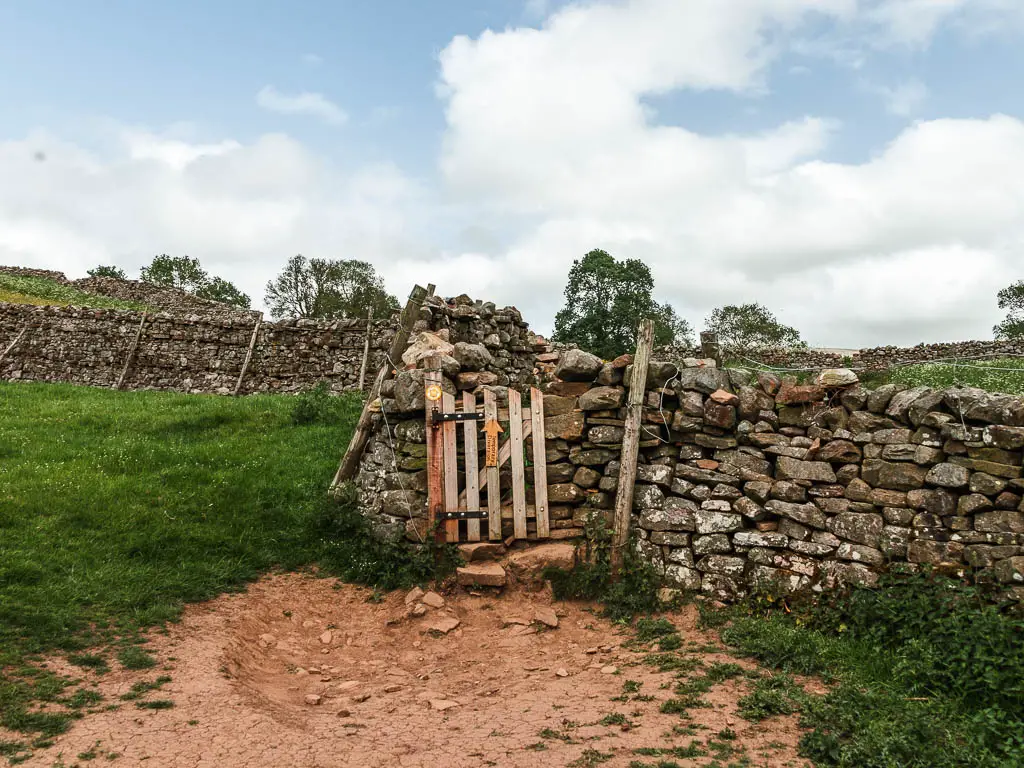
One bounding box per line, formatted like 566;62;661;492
611;318;654;578
424;355;445;547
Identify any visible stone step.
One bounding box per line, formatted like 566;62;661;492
457;541;506;562
503;542;576;583
456;562;507;587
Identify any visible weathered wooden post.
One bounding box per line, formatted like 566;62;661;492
357;307;374;392
115;312;148;390
700;331;722;367
611;318;654;578
330;284;429;489
423;354;446;548
233;312;263;396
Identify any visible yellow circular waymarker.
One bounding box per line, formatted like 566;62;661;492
425;384;443;402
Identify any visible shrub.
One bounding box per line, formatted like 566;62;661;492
291;381;342;425
544;511;662;621
310;484;460;590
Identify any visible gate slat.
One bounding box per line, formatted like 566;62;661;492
459;418;531;507
484;390;502;541
530;387;550;539
509;389;528;540
441;391;459;543
462;391;481;542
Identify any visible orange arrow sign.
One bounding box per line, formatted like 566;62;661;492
482;419;503;467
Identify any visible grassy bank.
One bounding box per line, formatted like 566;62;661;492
0;382;364;747
712;571;1024;767
0;274;144;310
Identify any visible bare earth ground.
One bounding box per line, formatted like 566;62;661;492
13;574;814;768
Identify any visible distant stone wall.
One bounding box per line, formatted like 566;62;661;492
661;340;1024;373
359;347;1024;603
0;266;70;282
72;277;257;320
0;293;540;394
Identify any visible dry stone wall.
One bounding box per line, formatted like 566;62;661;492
0;293;538;394
358;346;1024;602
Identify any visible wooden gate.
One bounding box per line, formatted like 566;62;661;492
424;369;549;544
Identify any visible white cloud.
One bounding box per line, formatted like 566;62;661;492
0;127;429;311
865;78;929;116
302;53;323;66
4;0;1024;348
430;0;1024;345
256;85;348;126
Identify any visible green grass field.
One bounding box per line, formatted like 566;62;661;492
0;382;361;745
0;273;145;310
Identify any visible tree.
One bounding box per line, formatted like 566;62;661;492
264;255;399;320
87;265;127;279
703;303;804;355
551;249;693;359
139;254;251;309
140;255;209;293
195;276;251;310
994;280;1024;340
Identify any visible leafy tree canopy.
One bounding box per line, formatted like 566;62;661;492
139;254;251;309
994;280;1024;340
86;265;127;279
264;255;399;320
551;249;693;359
704;302;804;355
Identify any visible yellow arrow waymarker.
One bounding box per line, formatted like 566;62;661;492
482;419;503;467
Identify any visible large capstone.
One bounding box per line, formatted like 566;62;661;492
555;349;604;382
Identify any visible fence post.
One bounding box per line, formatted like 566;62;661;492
114;312;147;390
357;307;374;392
331;284;429;489
700;331;722;367
233;312;263;396
0;325;29;366
611;318;654;579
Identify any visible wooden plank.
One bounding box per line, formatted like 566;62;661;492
424;356;445;546
611;318;654;578
114;312;148;390
332;285;428;488
357;307;374;391
457;417;532;507
483;390;502;541
441;391;459;543
232;312;263;396
509;389;528;540
530;386;550;539
462;391;481;542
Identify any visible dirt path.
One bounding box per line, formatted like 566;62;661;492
16;574;811;768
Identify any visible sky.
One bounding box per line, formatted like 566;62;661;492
2;0;1024;347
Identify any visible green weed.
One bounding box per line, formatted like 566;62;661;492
544;512;663;621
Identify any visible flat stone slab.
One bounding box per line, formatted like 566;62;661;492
456;562;507;587
457;542;506;562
